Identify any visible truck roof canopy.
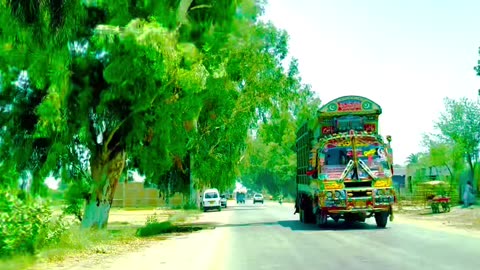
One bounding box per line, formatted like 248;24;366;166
318;95;382;117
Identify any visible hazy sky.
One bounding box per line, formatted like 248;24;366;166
262;0;480;165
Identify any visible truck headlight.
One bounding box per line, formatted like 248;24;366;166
335;190;345;199
326;191;333;198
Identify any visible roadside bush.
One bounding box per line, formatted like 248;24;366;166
181;201;198;210
136;213;202;237
169;201;199;210
0;189;71;258
62;180;90;222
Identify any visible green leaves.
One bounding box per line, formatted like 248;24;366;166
434;97;480;177
0;0;315;201
0;188;71;257
436;98;480;155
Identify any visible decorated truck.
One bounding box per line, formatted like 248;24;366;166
295;95;396;228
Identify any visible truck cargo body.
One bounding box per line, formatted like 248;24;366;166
295;96;395;228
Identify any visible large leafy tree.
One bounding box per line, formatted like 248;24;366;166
0;0;307;228
435;97;480;191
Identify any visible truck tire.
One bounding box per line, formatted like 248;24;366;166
316;210;328;228
375;212;389;228
304;206;315;224
299;195;315;224
344;214;355;225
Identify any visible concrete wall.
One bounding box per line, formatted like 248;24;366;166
112;182;185;208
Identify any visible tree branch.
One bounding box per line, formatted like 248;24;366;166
103;80;175;155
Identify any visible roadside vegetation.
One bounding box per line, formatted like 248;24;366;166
403;96;480;206
0;189;202;270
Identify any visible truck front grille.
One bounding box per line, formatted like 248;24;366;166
344;181;372;188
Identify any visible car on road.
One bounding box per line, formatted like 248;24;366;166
220;194;227;208
202;188;222;212
253;193;264;204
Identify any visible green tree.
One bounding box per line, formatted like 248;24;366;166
239;62;320;197
406;153;421;167
435;97;480;190
0;0;307;228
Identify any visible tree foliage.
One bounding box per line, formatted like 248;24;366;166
0;0;310;226
239;64;320;197
435;97;480;180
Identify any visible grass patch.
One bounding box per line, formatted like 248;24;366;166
0;225;140;270
135;210;204;237
1;208;203;269
36;225;139;263
135;221;204;237
0;256;36;270
121;207;158;211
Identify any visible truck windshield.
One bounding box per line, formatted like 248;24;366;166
324;147;352;166
320;137;390;179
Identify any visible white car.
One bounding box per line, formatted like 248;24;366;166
253;193;264;204
202;188;222;212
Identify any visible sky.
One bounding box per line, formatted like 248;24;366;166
262;0;480;165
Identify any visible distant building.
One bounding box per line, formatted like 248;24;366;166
392;167;406;188
405;166;451;193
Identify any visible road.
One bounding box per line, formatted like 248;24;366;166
55;200;479;270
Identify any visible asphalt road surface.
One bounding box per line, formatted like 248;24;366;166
57;200;480;270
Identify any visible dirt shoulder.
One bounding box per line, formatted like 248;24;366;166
29;208;202;270
394;204;480;237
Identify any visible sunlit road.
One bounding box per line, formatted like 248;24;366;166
55;200;479;270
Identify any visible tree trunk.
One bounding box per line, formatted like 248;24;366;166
189;153;196;205
81;150;126;229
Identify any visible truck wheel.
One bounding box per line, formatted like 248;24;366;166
332;215;340;223
304;208;315;224
375;212;389;228
316;210;328;228
344;214;355;225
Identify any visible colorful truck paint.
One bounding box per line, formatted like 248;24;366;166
295;95;395;228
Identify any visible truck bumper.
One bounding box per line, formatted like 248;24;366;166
324;205;391;214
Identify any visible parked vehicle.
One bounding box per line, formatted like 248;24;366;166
202;188;222;212
295;95;395;228
220;194;228;208
253;193;264;204
420;181;451;213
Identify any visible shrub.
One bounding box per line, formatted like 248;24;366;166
0;189;71;258
62;180;89;222
135;213;202;237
